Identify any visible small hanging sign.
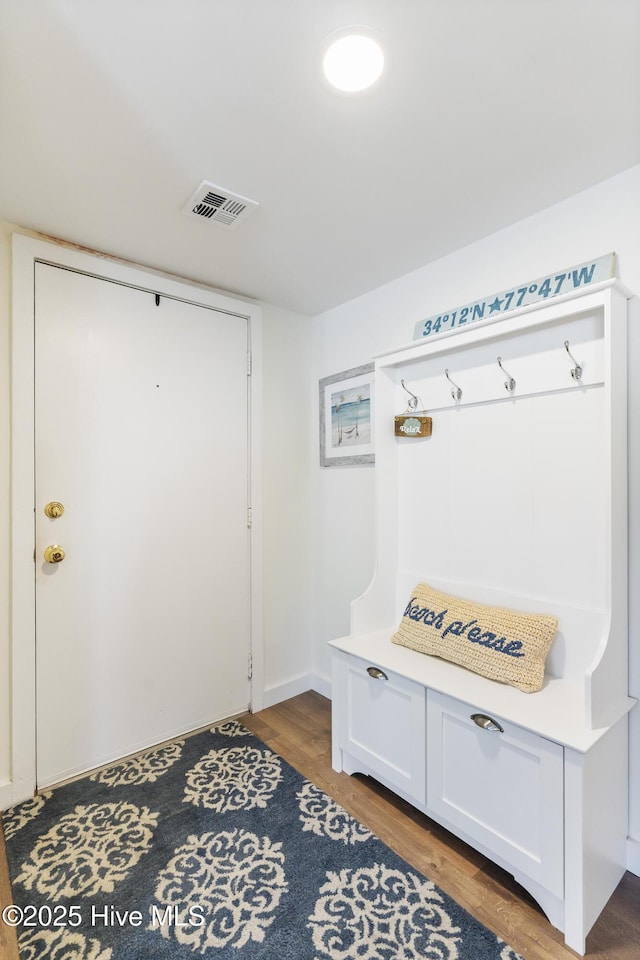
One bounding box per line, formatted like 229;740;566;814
413;252;616;340
395;414;432;438
395;379;432;437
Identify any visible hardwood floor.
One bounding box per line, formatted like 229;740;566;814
243;692;640;960
1;691;638;959
0;818;19;959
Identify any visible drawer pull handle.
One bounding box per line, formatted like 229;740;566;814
367;666;388;681
470;713;503;733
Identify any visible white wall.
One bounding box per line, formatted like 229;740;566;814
260;302;315;704
0;222;13;788
310;165;640;859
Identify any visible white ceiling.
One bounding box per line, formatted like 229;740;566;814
1;0;639;316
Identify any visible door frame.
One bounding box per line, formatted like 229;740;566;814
8;234;263;806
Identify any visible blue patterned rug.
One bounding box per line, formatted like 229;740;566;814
2;721;523;959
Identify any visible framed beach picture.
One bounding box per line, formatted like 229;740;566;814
319;363;375;466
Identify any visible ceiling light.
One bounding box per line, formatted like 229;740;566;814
322;31;384;92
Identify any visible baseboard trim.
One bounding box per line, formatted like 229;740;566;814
627;836;640;877
260;672;332;710
0;781;21;812
262;674;314;709
310;673;331;699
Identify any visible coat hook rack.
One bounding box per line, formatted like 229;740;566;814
396;380;432;437
564;340;583;381
444;369;463;401
400;379;420;411
497;357;516;393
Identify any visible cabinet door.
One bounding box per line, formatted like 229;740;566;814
332;651;426;804
427;691;563;896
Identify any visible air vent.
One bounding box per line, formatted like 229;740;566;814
182;181;259;229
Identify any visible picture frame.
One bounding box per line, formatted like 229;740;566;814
319;363;375;466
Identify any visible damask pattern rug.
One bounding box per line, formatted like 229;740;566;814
2;721;523;959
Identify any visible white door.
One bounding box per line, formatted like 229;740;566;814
34;262;251;787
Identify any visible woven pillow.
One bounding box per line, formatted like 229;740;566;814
392;583;557;693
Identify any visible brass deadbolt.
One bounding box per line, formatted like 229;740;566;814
44;545;65;564
44;501;65;519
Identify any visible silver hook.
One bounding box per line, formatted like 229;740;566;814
564;340;583;381
400;379;419;411
444;369;462;401
497;357;516;392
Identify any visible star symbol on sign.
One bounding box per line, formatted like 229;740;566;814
489;296;504;313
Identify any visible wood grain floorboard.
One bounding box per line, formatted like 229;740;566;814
0;820;19;960
243;692;640;960
1;691;638;960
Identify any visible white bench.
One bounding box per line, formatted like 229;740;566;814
330;283;635;954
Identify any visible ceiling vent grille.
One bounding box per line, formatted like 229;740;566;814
182;180;259;229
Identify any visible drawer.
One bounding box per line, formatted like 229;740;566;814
426;691;563;897
332;650;426;805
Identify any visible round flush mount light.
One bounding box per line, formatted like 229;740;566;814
322;29;385;92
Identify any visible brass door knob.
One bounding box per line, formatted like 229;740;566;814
44;545;65;564
44;501;64;518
